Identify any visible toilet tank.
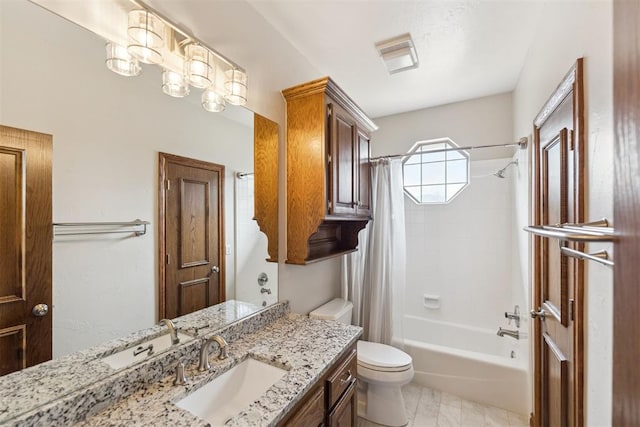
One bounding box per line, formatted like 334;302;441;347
309;298;353;325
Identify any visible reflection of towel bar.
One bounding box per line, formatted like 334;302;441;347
523;218;615;242
561;247;614;267
53;219;150;236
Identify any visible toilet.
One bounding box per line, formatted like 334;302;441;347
309;298;414;427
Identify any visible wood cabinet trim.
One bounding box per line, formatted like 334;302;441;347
283;78;375;264
282;76;378;132
254;114;279;262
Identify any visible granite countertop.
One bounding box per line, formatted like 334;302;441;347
75;314;362;427
0;301;286;426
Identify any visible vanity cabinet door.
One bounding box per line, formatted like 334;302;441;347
282;385;325;427
328;382;356;427
356;129;371;217
328;101;357;216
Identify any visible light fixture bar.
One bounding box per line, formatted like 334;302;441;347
130;0;246;75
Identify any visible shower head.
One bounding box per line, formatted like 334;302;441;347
494;159;519;179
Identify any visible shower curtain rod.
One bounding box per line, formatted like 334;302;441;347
370;137;528;161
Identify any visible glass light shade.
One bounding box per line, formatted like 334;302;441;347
185;44;213;88
201;88;226;112
162;70;190;98
224;69;248;106
127;10;164;64
105;42;141;77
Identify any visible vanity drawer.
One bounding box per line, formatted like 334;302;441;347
326;349;357;409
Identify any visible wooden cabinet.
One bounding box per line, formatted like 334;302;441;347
281;77;377;264
282;385;325;427
279;343;358;427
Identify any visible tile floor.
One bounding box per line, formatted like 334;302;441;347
357;383;528;427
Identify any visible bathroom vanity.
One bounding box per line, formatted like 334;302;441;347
0;301;361;426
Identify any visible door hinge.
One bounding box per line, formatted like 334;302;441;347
327;154;332;163
569;299;574;321
165;179;170;191
328;201;332;210
166;254;170;265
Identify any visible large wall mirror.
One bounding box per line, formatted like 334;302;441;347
0;0;278;362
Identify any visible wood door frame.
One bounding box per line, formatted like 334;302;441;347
532;58;584;426
158;152;225;320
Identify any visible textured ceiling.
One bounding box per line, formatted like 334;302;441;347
247;0;544;118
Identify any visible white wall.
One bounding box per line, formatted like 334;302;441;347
235;175;278;306
372;93;514;160
402;158;516;330
511;1;613;424
0;0;277;356
372;94;522;327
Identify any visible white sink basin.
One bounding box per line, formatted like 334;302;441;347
101;332;192;370
176;358;287;426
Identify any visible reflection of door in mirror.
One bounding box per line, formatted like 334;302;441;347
0;125;52;375
159;153;225;319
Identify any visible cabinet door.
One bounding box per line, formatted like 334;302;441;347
328;382;356;427
282;385;325;427
328;102;357;215
356;130;371;217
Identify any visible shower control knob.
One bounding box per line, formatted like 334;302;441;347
530;308;546;319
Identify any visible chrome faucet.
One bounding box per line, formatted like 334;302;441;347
497;328;519;340
198;335;228;371
504;305;521;328
159;318;180;345
260;287;272;295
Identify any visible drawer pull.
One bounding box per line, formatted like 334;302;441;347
340;369;353;385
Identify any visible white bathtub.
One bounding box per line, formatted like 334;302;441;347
395;315;530;415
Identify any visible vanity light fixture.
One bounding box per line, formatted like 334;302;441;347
103;3;247;112
202;88;226;112
375;33;419;74
162;70;190;98
127;9;165;64
185;43;214;89
105;42;141;77
224;68;248;106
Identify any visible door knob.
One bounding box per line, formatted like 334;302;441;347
32;303;49;317
211;266;220;273
530;307;546;319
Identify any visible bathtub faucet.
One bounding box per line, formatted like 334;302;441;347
504;305;520;328
497;327;519;340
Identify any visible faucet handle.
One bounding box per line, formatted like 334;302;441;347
173;360;189;385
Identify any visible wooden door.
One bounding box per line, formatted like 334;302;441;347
613;0;640;423
0;125;52;375
159;153;225;319
329;101;357;216
532;59;584;426
356;129;371;217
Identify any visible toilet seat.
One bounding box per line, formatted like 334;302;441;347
357;341;412;372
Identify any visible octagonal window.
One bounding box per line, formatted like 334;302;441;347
402;138;469;204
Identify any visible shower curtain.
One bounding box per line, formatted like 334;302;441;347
341;158;406;345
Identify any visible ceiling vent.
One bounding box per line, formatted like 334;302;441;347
375;33;419;74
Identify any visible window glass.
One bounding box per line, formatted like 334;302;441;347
402;138;469;204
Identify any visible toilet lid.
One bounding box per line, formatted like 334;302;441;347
357;341;412;372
